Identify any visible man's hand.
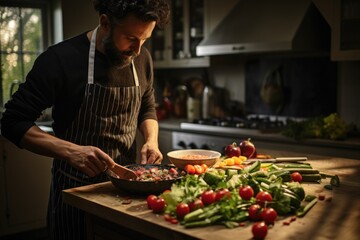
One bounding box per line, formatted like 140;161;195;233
66;146;115;177
140;142;163;164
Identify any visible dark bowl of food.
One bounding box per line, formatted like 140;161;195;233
107;164;185;195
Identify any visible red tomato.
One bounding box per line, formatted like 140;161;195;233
176;202;190;219
201;190;216;206
194;164;203;174
200;164;208;172
188;198;204;211
151;197;165;213
169;218;178;224
256;191;273;207
164;213;173;222
291;172;303;182
261;208;277;224
184;164;195;175
146;195;157;209
239;185;254;200
248;204;263;221
252;221;268;240
215;188;231;201
225;142;241;157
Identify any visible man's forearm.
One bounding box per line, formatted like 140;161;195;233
20;125;76;161
139;119;159;144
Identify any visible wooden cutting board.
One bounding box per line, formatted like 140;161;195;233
63;158;360;240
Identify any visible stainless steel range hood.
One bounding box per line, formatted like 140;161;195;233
196;0;330;56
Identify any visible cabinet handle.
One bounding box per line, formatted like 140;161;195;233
232;46;245;51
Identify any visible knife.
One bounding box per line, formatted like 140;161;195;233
243;157;308;165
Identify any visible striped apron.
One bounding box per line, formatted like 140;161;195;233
48;26;141;240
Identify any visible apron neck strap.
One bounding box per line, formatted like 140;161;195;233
87;26;139;86
87;26;98;84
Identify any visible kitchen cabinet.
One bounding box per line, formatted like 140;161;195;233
331;0;360;60
147;0;210;68
0;137;52;236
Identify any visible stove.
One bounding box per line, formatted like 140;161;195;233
173;115;295;152
180;115;288;134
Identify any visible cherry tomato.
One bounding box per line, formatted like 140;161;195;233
239;185;254;200
164;213;173;222
194;164;203;174
252;221;268;240
215;188;231;202
169;218;178;224
291;172;303;182
200;164;208;172
248;204;263;221
176;202;190;219
256;191;273;207
225;142;241;157
151;197;165;213
184;164;195;175
146;194;157;209
188;198;204;211
201;190;216;206
261;208;277;225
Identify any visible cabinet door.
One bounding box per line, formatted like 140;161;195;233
149;0;210;68
0;139;52;235
332;0;360;60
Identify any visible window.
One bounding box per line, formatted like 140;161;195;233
0;0;50;108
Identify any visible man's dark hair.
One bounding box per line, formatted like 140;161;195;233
93;0;170;29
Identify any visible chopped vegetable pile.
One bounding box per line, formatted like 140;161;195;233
146;160;340;239
131;166;182;181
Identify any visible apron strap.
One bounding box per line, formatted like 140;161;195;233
131;60;139;87
88;26;98;84
88;26;139;87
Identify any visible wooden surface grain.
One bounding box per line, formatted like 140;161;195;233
63;158;360;240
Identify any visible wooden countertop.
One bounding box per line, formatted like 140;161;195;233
63;158;360;240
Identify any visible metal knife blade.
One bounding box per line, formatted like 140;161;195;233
243;157;308;165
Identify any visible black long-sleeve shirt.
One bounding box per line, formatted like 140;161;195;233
1;31;157;147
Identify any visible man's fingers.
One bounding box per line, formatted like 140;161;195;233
94;148;115;168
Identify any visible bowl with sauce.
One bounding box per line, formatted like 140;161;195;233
167;149;221;169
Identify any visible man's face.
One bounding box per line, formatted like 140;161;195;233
102;14;156;68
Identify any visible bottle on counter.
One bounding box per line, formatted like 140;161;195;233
202;85;213;119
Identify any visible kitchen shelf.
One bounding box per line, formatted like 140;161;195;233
145;0;209;68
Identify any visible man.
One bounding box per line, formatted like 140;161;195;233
0;0;170;239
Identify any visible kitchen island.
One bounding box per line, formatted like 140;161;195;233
63;158;360;240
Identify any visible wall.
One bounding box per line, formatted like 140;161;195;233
61;0;98;40
338;61;360;127
208;55;360;127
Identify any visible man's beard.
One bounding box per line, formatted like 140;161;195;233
102;30;138;69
